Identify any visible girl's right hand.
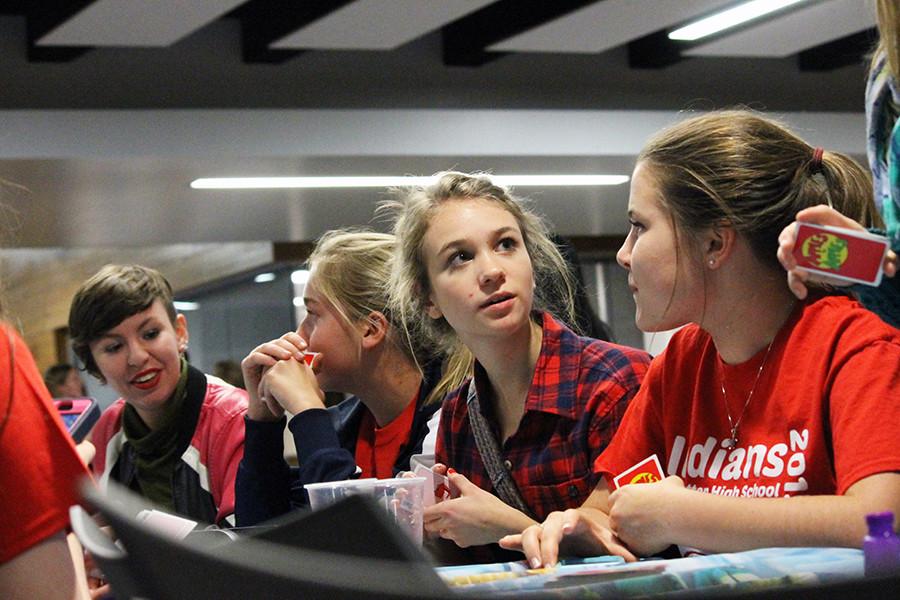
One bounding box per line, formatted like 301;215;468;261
259;353;325;415
777;205;897;299
499;507;636;568
241;332;308;421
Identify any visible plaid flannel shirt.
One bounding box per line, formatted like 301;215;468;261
435;311;650;521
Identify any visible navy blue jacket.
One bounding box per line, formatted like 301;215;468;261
235;363;441;526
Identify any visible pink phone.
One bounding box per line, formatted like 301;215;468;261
54;397;100;442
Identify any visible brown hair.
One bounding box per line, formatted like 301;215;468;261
382;171;576;402
306;228;448;403
69;264;176;381
638;110;878;274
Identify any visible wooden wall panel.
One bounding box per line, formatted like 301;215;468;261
1;243;276;372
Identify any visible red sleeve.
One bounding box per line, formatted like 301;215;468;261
592;352;668;486
0;326;89;563
829;338;900;494
207;390;248;525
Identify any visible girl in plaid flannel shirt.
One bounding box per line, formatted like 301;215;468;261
384;171;649;559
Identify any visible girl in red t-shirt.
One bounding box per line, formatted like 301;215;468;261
503;110;900;566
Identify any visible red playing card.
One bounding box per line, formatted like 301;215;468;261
792;222;889;286
612;454;665;490
301;351;320;366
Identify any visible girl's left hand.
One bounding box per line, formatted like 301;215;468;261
422;470;535;548
607;475;685;556
259;354;325;415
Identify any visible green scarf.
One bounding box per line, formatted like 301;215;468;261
121;357;189;511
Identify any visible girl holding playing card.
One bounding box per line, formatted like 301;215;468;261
384;171;650;561
502;111;900;566
778;0;900;327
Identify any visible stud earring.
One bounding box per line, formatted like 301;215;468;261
708;259;716;267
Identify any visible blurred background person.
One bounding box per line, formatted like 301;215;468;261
212;359;244;389
44;362;87;398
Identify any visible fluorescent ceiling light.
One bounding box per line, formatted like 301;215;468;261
190;174;629;189
669;0;807;41
174;301;200;311
254;272;276;283
291;269;311;285
292;296;304;307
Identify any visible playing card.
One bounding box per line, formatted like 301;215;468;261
414;464;458;506
301;351;320;366
792;222;889;286
612;454;665;490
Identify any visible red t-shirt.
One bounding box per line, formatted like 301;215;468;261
0;325;89;563
595;296;900;498
354;393;418;479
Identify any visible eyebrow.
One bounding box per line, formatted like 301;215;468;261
436;226;518;257
99;316;156;339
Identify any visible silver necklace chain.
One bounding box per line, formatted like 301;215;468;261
720;337;775;449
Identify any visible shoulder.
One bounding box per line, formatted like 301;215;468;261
198;377;248;428
92;400;127;443
794;296;900;349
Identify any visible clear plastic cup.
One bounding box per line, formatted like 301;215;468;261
304;478;378;510
304;477;426;545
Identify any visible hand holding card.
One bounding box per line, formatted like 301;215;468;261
792;222;890;287
414;464;459;506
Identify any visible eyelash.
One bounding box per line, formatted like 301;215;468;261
101;328;160;354
446;237;518;268
628;219;645;234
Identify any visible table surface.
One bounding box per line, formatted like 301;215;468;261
435;547;864;596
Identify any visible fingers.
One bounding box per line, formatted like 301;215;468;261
432;463;448;476
75;441;96;466
498;532;523;552
279;331;308;354
795;205;865;231
786;269;810;300
885;250;898;278
515;511;568;568
776;224;799;271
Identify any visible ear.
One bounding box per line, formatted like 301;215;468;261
424;294;443;320
702;223;737;270
360;311;389;350
175;313;189;352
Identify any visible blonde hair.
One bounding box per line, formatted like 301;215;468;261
876;0;900;81
307;229;442;405
382;171;576;401
639;110;879;273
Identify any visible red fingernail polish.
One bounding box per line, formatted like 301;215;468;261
447;468;456;475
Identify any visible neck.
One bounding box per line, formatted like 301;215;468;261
354;345;422;427
703;253;797;364
466;316;543;440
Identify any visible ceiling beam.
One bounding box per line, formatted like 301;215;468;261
798;28;877;72
230;0;353;64
34;0;246;48
25;0;94;62
441;0;596;67
271;0;493;51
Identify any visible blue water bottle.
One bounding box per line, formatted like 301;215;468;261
864;511;900;577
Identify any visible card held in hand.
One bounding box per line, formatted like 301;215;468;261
612;454;665;490
792;222;890;286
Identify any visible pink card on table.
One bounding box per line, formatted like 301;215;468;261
612;454;664;490
792;222;890;286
